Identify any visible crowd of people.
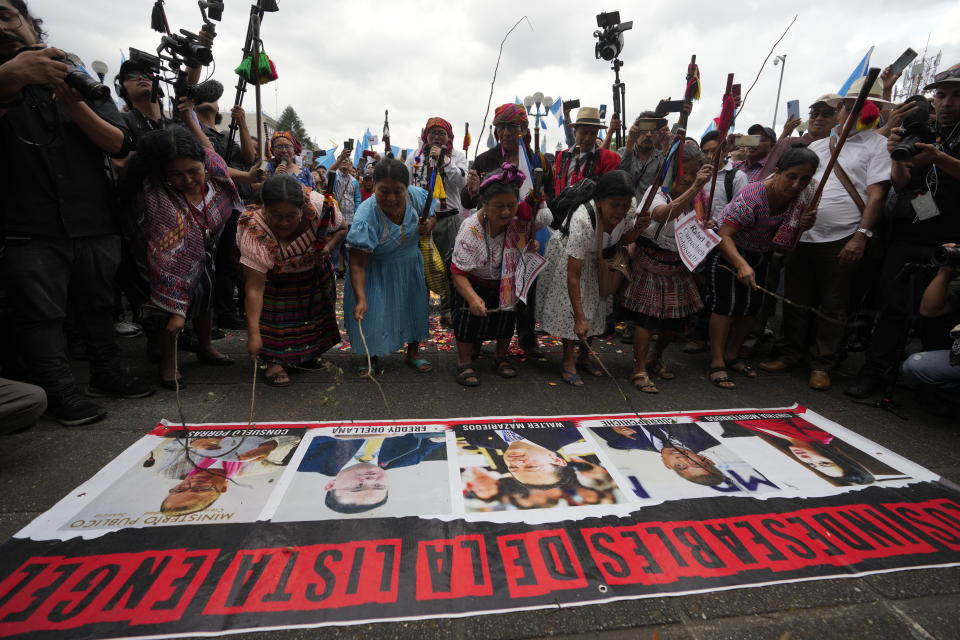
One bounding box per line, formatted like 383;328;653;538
1;0;958;432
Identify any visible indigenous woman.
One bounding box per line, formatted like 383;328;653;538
537;170;645;386
622;142;713;393
266;131;315;188
706;145;820;389
344;158;436;374
463;103;556;358
134;124;252;388
238;174;347;387
450;164;552;386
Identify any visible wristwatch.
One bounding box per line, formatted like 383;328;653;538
856;228;874;238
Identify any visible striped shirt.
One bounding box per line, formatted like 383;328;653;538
732;157;768;183
717;181;784;253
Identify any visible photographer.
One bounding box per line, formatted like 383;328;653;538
0;0;152;426
847;63;960;398
900;243;960;417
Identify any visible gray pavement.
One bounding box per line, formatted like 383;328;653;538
1;322;959;640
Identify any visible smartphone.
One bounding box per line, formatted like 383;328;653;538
889;48;919;75
786;99;800;121
599;104;607;119
732;84;742;102
562;98;580;111
344;138;354;151
657;99;684;114
733;134;760;148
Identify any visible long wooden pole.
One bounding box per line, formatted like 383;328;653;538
705;73;735;216
251;16;264;167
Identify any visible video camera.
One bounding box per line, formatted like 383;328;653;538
137;0;223;103
593;11;632;61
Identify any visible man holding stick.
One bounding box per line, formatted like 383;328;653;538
761;96;890;391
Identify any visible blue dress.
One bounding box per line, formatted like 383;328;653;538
344;186;436;357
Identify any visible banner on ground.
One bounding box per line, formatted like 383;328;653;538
1;406;958;639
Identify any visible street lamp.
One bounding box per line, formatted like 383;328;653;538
772;54;787;131
90;60;108;82
523;92;553;154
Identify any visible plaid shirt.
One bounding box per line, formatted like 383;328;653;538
733;157;768;183
718;181;785;253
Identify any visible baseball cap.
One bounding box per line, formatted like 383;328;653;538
747;124;777;144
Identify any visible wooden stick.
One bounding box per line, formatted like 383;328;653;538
252;16;264;167
706;73;735;215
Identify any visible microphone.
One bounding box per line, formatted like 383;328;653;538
191;79;224;104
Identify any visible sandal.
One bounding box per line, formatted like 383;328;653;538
560;369;584;387
576;360;604;377
456;363;480;387
356;359;382;377
708;366;736;390
492;357;518;378
265;367;290;387
727;359;758;378
647;360;675;380
405;357;433;373
631;371;659;394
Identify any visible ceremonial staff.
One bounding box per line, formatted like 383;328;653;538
383;109;392;158
705;73;737;215
792;66;881;247
224;0;279;165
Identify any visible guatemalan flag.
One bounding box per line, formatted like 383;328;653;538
838;47;874;97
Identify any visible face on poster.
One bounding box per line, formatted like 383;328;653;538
454;423;626;512
270;426;451;521
583;419;781;500
61;429;304;534
700;416;911;491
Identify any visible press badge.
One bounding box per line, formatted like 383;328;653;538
912;191;940;221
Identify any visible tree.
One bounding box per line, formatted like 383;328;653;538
275;105;315;150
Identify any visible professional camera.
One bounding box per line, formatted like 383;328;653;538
56;54;111;102
593;11;632;61
932;246;960;268
890;97;938;162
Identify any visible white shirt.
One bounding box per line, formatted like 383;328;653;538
803;130;890;244
710;161;749;220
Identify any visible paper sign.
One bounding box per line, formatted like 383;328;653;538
674;210;721;271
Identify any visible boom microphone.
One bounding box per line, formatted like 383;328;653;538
192;79;224;104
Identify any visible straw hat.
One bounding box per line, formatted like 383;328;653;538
844;77;893;106
569;107;607;128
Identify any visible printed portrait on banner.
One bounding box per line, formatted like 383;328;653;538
454;423;627;512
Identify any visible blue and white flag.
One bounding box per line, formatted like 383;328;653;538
838;46;874;97
517;136;535;199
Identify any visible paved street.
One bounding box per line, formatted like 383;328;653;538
1;319;958;639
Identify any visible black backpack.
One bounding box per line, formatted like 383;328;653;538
551;177;597;232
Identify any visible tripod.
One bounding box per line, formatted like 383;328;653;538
610;58;626;149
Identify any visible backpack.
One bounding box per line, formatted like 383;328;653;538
551;177;597;232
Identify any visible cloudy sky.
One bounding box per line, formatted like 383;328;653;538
30;0;960;156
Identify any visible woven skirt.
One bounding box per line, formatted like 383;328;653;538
259;264;340;364
621;247;703;321
451;279;517;343
705;249;771;317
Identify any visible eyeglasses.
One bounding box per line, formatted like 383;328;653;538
0;9;22;29
124;71;152;82
272;143;294;150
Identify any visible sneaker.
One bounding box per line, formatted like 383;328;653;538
45;391;107;427
114;320;143;338
87;374;154;399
